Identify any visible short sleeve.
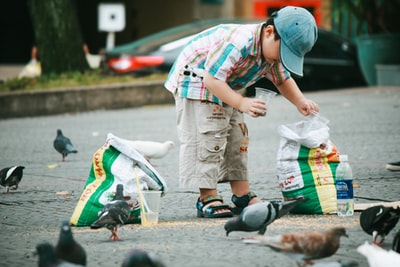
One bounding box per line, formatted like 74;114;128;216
204;42;242;82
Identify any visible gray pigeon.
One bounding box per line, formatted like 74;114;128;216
55;221;87;266
243;227;348;267
53;129;78;162
90;184;131;241
225;197;309;236
121;249;166;267
36;242;85;267
0;165;25;193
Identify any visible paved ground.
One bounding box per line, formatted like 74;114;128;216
0;86;399;267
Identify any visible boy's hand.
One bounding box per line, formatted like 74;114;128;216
238;97;267;118
296;99;319;116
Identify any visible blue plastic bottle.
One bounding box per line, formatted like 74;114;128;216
336;155;354;216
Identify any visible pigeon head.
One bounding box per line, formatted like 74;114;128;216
114;184;125;200
224;217;249;236
122;249;166;267
59;221;74;244
14;165;25;172
331;227;348;238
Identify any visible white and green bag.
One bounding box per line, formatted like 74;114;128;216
276;119;340;214
70;133;168;226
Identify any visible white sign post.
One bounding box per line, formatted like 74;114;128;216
98;3;126;50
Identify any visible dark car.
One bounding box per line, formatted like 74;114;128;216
104;19;366;92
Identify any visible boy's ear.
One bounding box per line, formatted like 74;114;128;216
264;25;275;37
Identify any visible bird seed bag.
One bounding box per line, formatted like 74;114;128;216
70;133;168;226
276;119;340;214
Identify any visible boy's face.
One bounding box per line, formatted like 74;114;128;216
262;25;281;65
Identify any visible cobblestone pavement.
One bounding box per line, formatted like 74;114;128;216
0;86;399;267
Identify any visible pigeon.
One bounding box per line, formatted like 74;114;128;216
312;261;359;267
130;140;174;162
243;227;348;267
393;230;400;253
53;129;78;162
55;221;87;266
225;197;309;236
91;184;131;241
121;249;166;267
357;241;400;267
36;242;85;267
360;205;400;245
0;165;25;193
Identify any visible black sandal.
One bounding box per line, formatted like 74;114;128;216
196;195;233;218
231;192;257;215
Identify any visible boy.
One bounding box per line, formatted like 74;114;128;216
164;6;319;218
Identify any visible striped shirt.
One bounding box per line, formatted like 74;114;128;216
164;23;290;105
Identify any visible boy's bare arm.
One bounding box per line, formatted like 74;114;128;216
276;77;319;116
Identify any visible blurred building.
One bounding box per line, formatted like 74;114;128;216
1;0;333;64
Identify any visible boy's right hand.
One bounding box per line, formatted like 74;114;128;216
238;97;267;118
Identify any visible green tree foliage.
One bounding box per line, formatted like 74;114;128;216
28;0;89;74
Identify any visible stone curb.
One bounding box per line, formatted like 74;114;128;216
0;80;173;119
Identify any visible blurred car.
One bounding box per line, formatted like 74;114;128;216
104;19;366;92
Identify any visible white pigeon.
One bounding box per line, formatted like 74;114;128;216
130;140;174;161
357;241;400;267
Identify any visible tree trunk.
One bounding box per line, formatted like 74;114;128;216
28;0;89;75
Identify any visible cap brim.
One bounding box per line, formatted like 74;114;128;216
280;41;304;77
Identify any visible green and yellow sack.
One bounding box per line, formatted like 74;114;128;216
276;120;340;214
70;133;168;226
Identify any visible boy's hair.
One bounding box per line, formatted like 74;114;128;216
264;17;281;41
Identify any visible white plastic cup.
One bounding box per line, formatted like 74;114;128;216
254;87;277;116
140;190;162;226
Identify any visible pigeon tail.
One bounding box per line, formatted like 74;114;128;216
275;197;310;219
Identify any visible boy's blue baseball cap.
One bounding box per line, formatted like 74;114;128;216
272;6;318;77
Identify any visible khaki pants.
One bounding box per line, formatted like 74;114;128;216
175;96;249;189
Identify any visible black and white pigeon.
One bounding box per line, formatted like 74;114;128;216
130;140;174;162
0;165;25;193
121;249;166;267
36;242;85;267
55;221;87;266
91;184;131;241
53;129;78;162
225;197;309;236
360;205;400;246
243;227;348;267
357;241;400;267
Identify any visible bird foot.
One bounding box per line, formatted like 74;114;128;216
109;231;122;241
372;239;384;246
